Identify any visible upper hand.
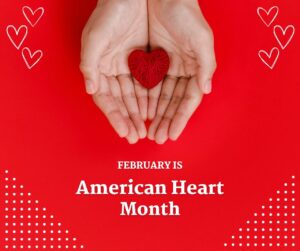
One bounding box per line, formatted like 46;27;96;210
80;0;149;144
147;0;217;144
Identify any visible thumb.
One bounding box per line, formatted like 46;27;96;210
197;62;216;95
80;63;99;95
194;30;217;94
80;28;108;95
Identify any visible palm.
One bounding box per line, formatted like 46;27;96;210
98;1;148;76
86;1;148;76
149;3;204;78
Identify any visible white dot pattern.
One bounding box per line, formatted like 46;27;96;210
2;169;85;250
224;176;297;249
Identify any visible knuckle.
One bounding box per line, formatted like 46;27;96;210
81;27;89;41
149;95;159;101
137;94;148;100
124;92;136;99
202;25;214;41
183;94;194;101
107;109;120;118
155;114;163;120
82;28;98;42
208;58;217;76
160;92;172;101
184;94;200;105
171;96;182;105
162;115;172;122
212;60;217;72
176;111;188;120
79;63;94;76
196;25;214;45
115;96;123;104
81;28;94;47
128;111;140;119
94;92;110;100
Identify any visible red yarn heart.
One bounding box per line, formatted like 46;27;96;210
128;49;170;89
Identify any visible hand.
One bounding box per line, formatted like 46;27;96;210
147;0;217;144
80;0;148;144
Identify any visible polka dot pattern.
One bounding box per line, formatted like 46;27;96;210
223;176;297;249
2;170;85;250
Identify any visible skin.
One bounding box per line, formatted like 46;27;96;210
147;0;217;144
80;0;217;144
80;0;148;144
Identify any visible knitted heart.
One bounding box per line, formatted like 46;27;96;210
128;49;170;89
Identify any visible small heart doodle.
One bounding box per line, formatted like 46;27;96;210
22;6;45;27
257;6;279;27
6;25;28;50
22;47;43;69
258;47;280;70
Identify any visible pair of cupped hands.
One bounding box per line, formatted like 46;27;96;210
80;0;216;144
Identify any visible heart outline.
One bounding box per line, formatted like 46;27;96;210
22;47;43;69
22;6;45;27
258;47;280;70
257;6;279;27
6;25;28;50
273;25;295;50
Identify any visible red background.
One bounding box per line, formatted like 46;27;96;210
0;0;299;250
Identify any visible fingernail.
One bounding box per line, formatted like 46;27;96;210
85;80;96;94
203;80;212;94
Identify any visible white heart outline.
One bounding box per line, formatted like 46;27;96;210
22;47;43;70
273;25;296;50
258;47;280;70
22;6;45;27
257;6;279;27
6;25;28;50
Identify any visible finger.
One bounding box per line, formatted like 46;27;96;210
80;27;108;95
125;120;140;144
169;77;203;141
108;76;140;144
156;76;178;117
108;76;129;117
148;82;162;120
93;74;129;138
193;28;217;94
147;116;162;141
134;79;148;121
155;78;188;144
147;76;177;140
118;75;147;139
